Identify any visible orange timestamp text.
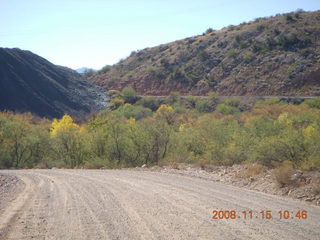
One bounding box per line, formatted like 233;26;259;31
211;210;308;220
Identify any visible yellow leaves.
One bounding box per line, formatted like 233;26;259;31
156;104;174;115
179;123;186;132
128;117;136;125
50;115;80;136
109;97;124;110
277;113;292;127
303;125;316;137
155;104;175;124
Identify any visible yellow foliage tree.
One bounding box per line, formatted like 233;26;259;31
50;115;79;136
277;112;292;127
303;124;316;137
155;104;175;124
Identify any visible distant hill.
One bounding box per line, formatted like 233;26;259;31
0;48;109;118
90;10;320;96
75;67;96;74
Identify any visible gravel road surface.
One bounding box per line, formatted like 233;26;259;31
0;169;319;240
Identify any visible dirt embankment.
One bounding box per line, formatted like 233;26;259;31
139;164;320;206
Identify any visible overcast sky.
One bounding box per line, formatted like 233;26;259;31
1;0;319;70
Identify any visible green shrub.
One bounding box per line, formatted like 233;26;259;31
222;98;242;108
109;97;124;110
303;98;320;109
114;104;152;120
254;98;282;108
195;99;213;113
136;97;161;111
205;28;214;34
244;51;255;63
250;131;307;167
215;104;240;115
121;87;140;104
226;49;239;58
100;65;111;73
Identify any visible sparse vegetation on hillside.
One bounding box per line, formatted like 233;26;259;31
90;10;320;96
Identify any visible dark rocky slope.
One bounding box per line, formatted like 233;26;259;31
0;48;108;118
91;10;320;96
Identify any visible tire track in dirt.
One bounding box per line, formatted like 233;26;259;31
0;169;319;240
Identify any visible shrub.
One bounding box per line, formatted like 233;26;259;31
277;34;310;51
222;98;242;108
100;65;111;73
273;161;295;187
185;95;197;108
196;99;214;113
250;131;307;167
166;92;181;105
156;104;176;125
198;50;210;61
303;98;320;109
121;87;140;104
226;49;239;58
252;41;269;53
109;97;125;110
215;104;240;115
286;15;295;22
136;97;161;112
238;164;267;178
50;116;87;168
244;51;255;63
254;98;281;108
205;28;214;34
108;90;121;99
114;104;152;120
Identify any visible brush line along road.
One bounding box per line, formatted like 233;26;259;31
0;170;319;240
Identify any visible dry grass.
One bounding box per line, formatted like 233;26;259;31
311;184;320;195
273;161;295;187
237;164;267;178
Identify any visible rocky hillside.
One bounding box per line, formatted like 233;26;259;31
0;48;109;118
91;10;320;96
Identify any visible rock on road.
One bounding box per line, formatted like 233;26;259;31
0;170;319;240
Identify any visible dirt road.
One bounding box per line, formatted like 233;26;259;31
0;170;319;240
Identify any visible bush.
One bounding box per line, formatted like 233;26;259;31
303;98;320;109
254;98;282;108
198;50;210;61
205;28;214;34
222;98;242;108
1;96;320;170
226;49;239;58
166;92;181;105
114;104;152;120
238;164;267;178
273;161;295;187
196;99;214;113
136;97;161;111
100;65;111;73
286;15;295;22
250;131;307;167
215;104;240;115
109;97;124;110
121;87;140;104
244;51;255;63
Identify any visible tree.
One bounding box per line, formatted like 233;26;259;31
156;104;176;125
50;115;86;168
121;87;140;104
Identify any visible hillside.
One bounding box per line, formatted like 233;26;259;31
0;48;108;118
90;10;320;96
